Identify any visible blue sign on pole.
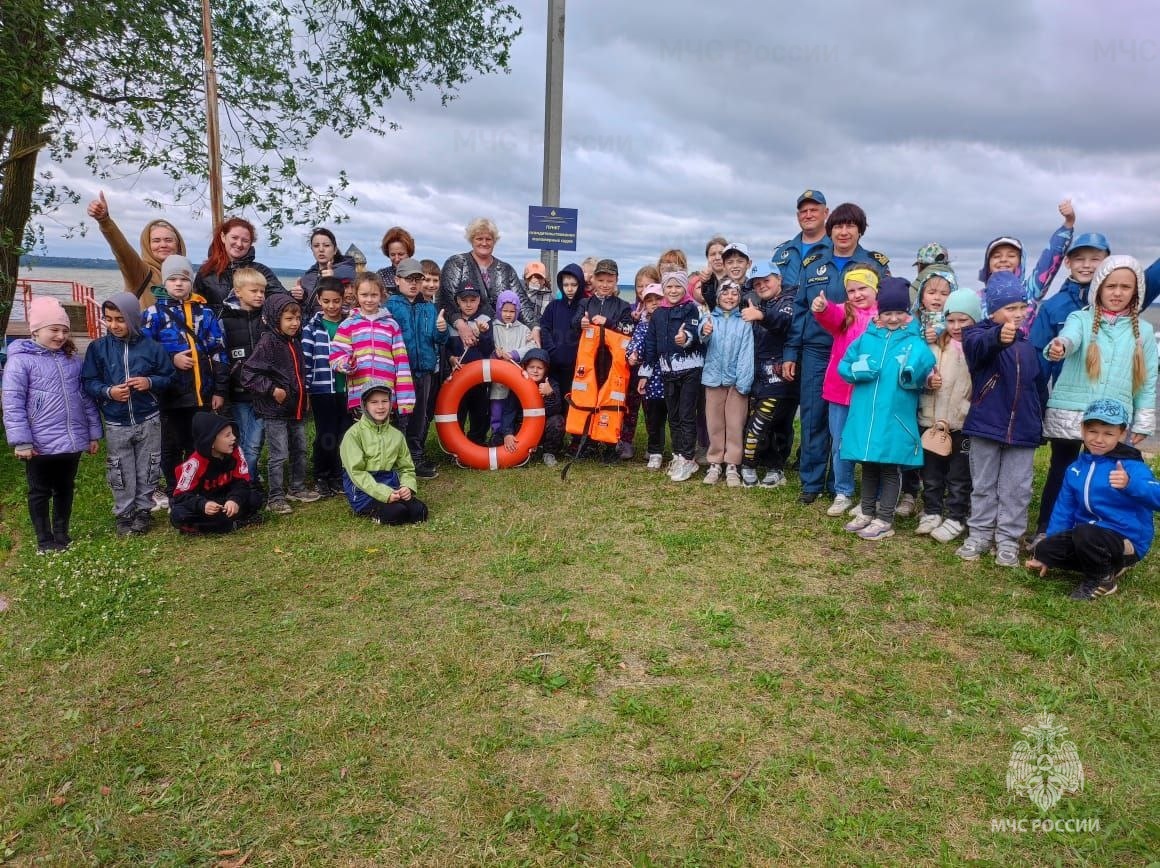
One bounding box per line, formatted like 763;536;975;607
528;206;578;251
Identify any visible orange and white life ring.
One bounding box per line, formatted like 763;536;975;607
434;359;546;470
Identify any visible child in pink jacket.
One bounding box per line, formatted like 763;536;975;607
811;267;880;516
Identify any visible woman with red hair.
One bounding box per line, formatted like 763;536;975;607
378;226;416;295
194;217;284;309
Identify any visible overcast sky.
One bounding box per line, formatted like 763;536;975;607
35;0;1160;285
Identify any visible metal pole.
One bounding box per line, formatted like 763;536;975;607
201;0;224;229
540;0;565;280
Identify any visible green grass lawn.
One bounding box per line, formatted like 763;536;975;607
0;439;1157;865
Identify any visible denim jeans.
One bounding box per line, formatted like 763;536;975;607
827;400;855;497
264;418;307;500
229;401;265;480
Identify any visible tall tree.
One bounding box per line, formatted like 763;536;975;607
0;0;520;335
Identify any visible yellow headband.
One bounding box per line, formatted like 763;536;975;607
844;267;880;292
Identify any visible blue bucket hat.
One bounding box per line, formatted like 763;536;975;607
1067;232;1111;255
1082;398;1130;427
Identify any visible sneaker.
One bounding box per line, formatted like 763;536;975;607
671;457;697;483
931;518;965;543
415;463;439;479
725;464;742;487
741;467;759;487
115;516;136;537
131;510;152;535
1069;577;1118;601
287;488;321;503
645;453;663;471
151;490;169;512
995;545;1020;568
847;503;864;518
858;519;895;540
955;537;992;561
827;494;855;516
895;493;917;518
915;513;943;536
315;478;335;498
759;470;786;488
542;453;558;467
267;497;292;515
615;440;634;460
844;514;873;532
702;463;722;485
798;491;820;504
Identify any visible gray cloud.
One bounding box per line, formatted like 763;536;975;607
33;0;1160;289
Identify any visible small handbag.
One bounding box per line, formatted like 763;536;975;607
922;420;953;456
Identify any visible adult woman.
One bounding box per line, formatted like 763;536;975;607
689;236;728;310
194;217;284;308
86;191;187;310
438;218;529;347
294;227;357;314
377;226;416;294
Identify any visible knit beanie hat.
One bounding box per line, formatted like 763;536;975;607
1090;255;1144;306
495;289;522;315
943;288;982;324
161;254;194;283
28;296;70;333
876;277;912;314
984;271;1025;312
843;267;880;292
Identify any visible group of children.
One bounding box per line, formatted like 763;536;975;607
4;213;1160;601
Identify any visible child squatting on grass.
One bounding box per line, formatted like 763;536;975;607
1027;398;1160;600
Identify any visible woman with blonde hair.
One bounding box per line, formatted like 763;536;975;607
86;191;187;310
437;217;528;350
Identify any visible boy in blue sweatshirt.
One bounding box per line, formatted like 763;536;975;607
1028;399;1160;600
386;258;448;477
82;292;176;536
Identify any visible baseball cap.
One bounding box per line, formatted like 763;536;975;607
1067;233;1111;255
395;257;423;278
750;261;781;280
524;261;548;281
594;258;618;276
721;242;750;260
914;242;950;267
796;189;827;207
455;284;481;297
1082;398;1130;427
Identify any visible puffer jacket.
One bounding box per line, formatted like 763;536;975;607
3;340;102;453
814;299;877;405
1044;309;1157;437
219;298;265;403
194;248;285;309
386;292;448;375
918;338;972;431
1047;442;1160;557
837;320;936;467
699;306;754;393
962;318;1046;447
141;291;228;409
239;294;309;421
644;302;704;377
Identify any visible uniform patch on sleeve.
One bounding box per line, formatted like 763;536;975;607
871;251;890;267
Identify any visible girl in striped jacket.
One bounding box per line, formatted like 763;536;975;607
329;272;415;415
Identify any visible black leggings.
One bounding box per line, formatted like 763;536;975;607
860;462;901;523
368;498;429;525
1036;438;1083;533
26;452;81;547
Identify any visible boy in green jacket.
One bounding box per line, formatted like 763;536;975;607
339;381;429;525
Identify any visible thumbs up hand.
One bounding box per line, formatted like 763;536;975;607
741;298;763;322
1000;320;1017;344
675;324;688;347
436;308;447;332
701;317;713;337
811;293;827;314
87;190;110;221
1047;338;1066;361
1059;197;1076;228
1109;460;1129;490
928;366;942;390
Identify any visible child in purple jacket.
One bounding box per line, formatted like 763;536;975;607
2;297;102;553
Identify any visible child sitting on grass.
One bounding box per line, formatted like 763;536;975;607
1028;399;1160;600
170;412;264;534
340;382;429;525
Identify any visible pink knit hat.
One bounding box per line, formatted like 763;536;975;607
28;297;70;333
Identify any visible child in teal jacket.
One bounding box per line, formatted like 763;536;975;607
837;278;936;541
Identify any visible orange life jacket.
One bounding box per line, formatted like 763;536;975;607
566;324;630;444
